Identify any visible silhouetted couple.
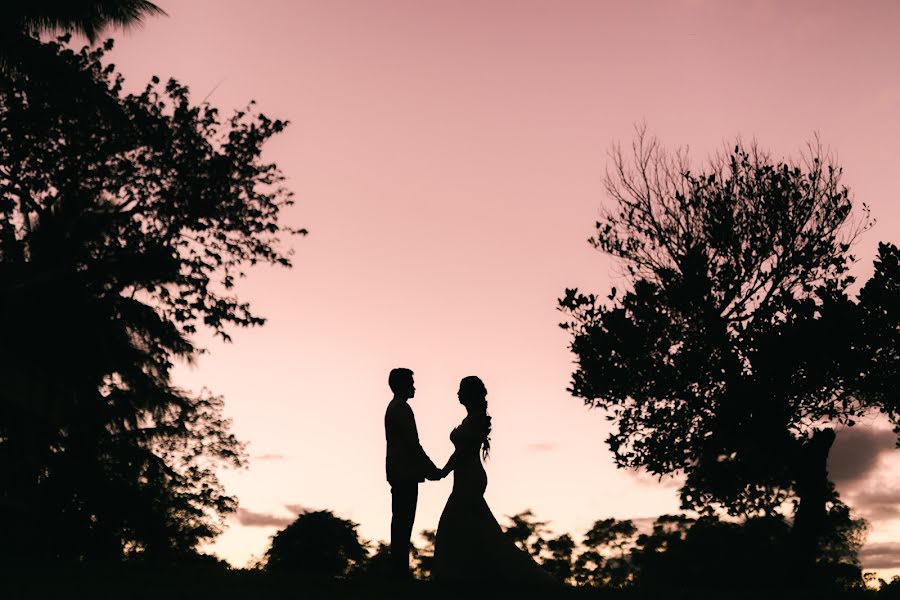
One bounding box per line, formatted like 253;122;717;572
384;368;554;586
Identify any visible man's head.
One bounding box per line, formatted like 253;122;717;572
388;368;415;400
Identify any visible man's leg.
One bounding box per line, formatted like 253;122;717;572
390;482;418;578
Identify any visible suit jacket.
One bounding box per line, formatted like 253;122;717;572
385;398;438;485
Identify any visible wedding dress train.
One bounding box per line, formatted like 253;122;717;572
433;415;556;586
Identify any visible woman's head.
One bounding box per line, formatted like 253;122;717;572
458;375;491;459
458;375;487;411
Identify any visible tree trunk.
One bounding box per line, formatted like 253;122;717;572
791;428;836;577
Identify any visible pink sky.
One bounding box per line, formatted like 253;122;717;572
105;0;900;575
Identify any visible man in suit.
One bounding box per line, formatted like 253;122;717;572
385;367;442;579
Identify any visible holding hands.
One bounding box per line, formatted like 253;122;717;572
426;465;446;481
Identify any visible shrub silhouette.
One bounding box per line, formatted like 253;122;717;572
265;511;366;576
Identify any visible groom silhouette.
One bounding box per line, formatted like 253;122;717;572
385;368;442;579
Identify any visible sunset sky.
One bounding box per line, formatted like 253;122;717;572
103;0;900;576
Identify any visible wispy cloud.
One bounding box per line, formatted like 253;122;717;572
526;442;558;452
627;469;684;489
860;542;900;569
253;453;286;461
846;485;900;522
234;508;294;528
284;504;310;515
234;504;311;528
630;517;659;533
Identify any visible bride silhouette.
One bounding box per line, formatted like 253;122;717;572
432;376;556;586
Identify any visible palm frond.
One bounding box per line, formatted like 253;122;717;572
2;1;167;42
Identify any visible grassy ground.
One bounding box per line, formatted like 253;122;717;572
0;567;886;600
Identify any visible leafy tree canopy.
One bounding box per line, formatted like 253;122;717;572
560;129;897;572
265;511;367;577
0;37;302;560
561;129;895;510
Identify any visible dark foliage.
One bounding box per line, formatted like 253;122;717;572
504;509;551;558
360;541;393;579
856;243;900;425
542;533;576;583
881;577;900;597
630;508;865;591
0;38;302;560
412;529;437;580
1;0;165;42
265;511;367;577
574;518;637;588
98;504;868;593
0;1;166;74
560;128;898;572
2;563;893;599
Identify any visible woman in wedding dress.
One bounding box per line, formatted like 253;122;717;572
432;376;556;586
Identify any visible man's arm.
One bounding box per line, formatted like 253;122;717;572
398;405;440;479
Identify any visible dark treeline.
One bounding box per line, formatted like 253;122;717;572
246;506;900;594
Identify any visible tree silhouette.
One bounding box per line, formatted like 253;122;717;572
573;518;637;588
0;1;165;73
583;518;637;557
879;576;900;595
0;37;302;560
560;128;897;576
361;541;393;578
542;533;576;584
815;499;869;589
626;507;866;590
265;511;367;577
627;513;695;586
411;529;436;580
499;509;582;583
857;243;900;427
502;509;549;558
629;514;773;588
